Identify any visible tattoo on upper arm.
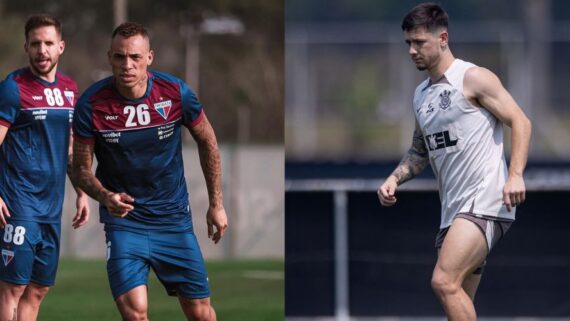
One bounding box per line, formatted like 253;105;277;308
189;116;223;208
391;128;430;185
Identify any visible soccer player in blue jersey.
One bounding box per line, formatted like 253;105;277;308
72;22;228;321
0;15;90;321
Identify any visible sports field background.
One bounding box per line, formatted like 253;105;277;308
41;259;283;321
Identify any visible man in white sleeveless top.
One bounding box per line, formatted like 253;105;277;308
378;3;532;320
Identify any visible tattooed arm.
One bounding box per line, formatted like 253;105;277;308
0;125;11;228
188;115;228;244
71;141;134;217
377;120;429;206
67;134;90;229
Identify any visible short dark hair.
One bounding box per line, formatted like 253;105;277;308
112;22;150;40
25;15;62;41
401;2;449;32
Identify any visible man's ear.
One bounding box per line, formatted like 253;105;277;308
439;29;449;48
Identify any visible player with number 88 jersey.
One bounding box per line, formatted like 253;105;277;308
0;15;89;321
0;69;77;224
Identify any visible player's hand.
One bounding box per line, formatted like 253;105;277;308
503;174;526;212
0;196;10;229
206;206;228;244
72;193;90;229
103;192;135;218
378;176;399;207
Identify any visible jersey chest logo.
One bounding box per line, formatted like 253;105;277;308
439;90;452;110
153;100;172;120
64;90;75;106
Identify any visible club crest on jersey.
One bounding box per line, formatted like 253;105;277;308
64;90;75;106
439;90;452;110
1;249;14;266
153;100;172;120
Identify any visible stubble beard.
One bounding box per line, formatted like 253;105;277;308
30;57;57;78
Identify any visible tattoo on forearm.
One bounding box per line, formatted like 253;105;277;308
190;117;223;208
391;128;429;185
71;142;109;203
67;152;73;178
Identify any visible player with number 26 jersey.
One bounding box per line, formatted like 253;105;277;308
73;70;202;232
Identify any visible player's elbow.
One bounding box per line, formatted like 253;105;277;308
512;110;532;135
518;112;532;138
523;114;532;134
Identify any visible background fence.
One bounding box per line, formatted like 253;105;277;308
60;146;284;259
285;162;570;320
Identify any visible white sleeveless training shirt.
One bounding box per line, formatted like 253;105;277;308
412;59;514;228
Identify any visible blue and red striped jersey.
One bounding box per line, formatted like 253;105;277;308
73;71;204;231
0;68;77;223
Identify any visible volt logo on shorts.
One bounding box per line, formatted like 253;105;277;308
106;241;111;261
1;249;14;266
425;130;458;151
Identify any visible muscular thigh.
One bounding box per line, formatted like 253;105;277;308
105;229;151;300
436;218;488;278
148;230;210;299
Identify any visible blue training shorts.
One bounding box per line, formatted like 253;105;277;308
105;228;210;300
0;219;60;286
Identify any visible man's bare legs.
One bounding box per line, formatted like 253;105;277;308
179;296;216;321
0;280;26;321
432;218;487;321
17;282;50;321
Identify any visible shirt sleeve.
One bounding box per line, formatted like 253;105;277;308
180;81;204;128
72;93;95;145
0;78;21;128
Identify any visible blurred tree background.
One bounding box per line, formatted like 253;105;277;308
0;0;283;144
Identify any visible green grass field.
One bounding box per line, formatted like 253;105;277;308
39;259;283;321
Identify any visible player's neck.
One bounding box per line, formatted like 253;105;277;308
427;52;455;82
29;66;58;83
116;78;148;100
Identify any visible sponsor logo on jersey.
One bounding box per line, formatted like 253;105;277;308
426;103;435;114
425;130;458;151
158;123;175;140
439;90;452;110
102;131;121;143
105;115;119;121
416;103;434;115
32;95;43;101
153;100;172;120
32;109;48;120
1;249;14;266
64;90;75;106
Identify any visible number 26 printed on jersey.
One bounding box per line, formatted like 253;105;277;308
124;104;151;127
